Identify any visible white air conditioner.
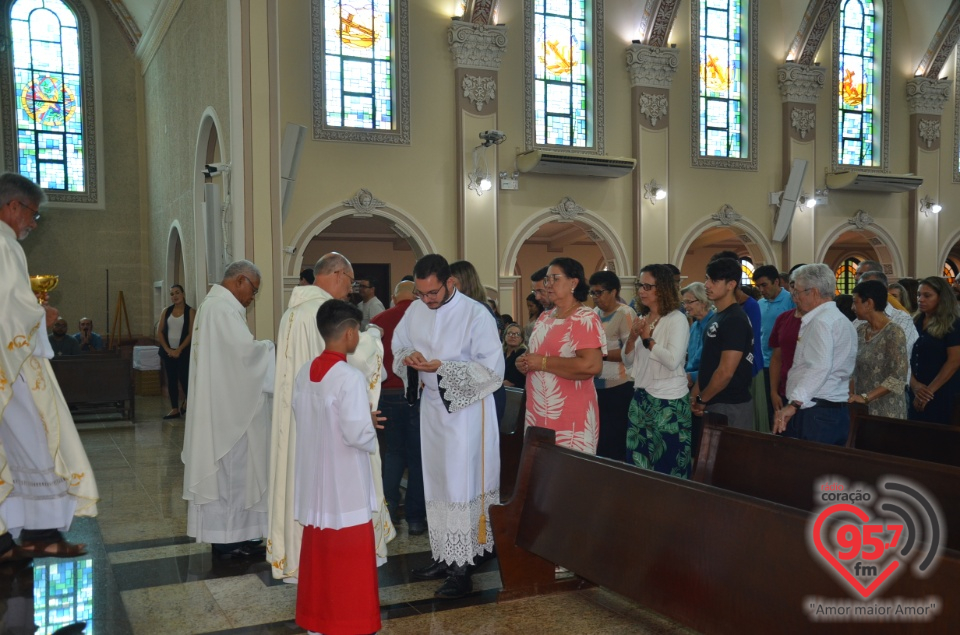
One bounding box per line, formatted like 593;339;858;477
516;150;636;178
825;171;923;193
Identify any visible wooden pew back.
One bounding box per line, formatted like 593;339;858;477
848;410;960;468
693;425;960;551
492;428;960;633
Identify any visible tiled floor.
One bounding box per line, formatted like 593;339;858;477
0;396;695;634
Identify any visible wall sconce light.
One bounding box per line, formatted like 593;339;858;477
467;130;506;197
799;194;817;210
643;179;667;204
920;195;942;216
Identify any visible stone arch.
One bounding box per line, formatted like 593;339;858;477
500;207;630;278
164;221;187;298
937;227;960;277
673;213;778;269
816;220;904;276
285;196;437;277
193;107;226;301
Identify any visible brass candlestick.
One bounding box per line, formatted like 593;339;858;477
30;274;59;303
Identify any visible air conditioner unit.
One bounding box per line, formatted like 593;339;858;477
516;150;636;178
825;171;923;193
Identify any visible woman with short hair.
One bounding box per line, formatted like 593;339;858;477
847;280;907;419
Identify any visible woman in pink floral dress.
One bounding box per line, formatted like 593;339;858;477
517;258;606;454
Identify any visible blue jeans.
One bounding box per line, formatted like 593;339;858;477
794;401;850;446
379;390;425;523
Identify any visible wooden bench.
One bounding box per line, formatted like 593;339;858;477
693;424;960;552
491;427;960;632
50;351;135;420
499;387;526;501
847;409;960;469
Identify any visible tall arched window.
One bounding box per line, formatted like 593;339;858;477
525;0;604;153
739;257;755;287
1;0;99;203
312;0;410;144
835;257;860;294
691;0;758;170
833;0;889;170
943;260;958;285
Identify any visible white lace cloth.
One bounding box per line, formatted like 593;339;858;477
437;360;502;413
427;487;499;566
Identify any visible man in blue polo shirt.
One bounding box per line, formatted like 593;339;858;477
753;265;795;430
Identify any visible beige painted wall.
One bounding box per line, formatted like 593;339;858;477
21;0;145;338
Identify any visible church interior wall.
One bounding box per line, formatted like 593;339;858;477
142;0;229;325
304;237;418;292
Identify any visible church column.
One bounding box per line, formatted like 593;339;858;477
906;77;952;277
777;62;825;268
448;21;507;300
625;44;678;272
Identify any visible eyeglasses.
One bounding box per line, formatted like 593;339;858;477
542;274;565;287
335;270;356;287
241;275;260;296
682;299;700;306
414;285;445;300
19;200;40;221
794;287;815;296
588;289;609;298
634;282;656;291
356;283;372;290
505;331;522;338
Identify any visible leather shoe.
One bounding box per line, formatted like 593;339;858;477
214;541;266;558
434;573;472;599
407;520;427;536
411;559;450;581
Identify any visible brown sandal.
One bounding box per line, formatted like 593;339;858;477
19;540;87;558
0;545;33;562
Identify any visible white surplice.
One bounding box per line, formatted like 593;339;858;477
267;285;394;579
0;222;99;536
182;284;275;544
392;290;503;566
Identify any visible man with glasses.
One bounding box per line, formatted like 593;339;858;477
356;279;386;329
0;171;98;563
392;254;503;599
530;266;554;311
183;259;276;558
588;270;635;461
773;264;857;446
690;257;756;430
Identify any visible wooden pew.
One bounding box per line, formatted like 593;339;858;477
499;387;526;501
491;427;960;632
693;424;960;551
847;409;960;469
50;350;135;420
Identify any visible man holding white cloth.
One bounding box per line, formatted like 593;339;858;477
182;260;275;557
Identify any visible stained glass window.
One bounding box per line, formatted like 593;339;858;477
33;558;94;633
835;257;860;294
698;0;744;159
740;257;754;287
9;0;83;191
532;0;589;147
837;0;876;166
943;261;958;285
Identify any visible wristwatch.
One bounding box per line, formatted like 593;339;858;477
642;337;653;350
695;394;705;405
790;400;803;410
860;393;870;404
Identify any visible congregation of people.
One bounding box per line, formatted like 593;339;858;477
5;164;960;634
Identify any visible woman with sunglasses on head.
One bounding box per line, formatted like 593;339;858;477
587;270;635;461
623;264;691;478
517;257;605;454
157;284;196;419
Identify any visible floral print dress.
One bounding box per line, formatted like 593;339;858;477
524;305;607;454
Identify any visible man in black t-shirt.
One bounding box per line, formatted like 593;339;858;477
690;257;755;430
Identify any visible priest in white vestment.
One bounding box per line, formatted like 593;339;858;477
182;260;276;555
393;255;503;599
0;172;98;561
267;253;394;581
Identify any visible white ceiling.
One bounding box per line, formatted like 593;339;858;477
117;0;159;35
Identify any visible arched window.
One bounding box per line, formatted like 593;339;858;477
835;257;860;294
312;0;410;144
833;0;889;170
1;0;99;203
739;257;754;287
943;260;958;285
525;0;604;153
691;0;758;170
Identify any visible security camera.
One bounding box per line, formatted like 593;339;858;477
203;162;231;177
479;130;506;146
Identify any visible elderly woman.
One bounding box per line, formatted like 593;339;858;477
888;282;914;313
157;284;196;419
518;257;605;454
847;280;907;418
502;323;527;389
623;264;691;477
909;277;960;424
681;282;715;390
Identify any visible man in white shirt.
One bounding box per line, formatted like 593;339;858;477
774;264;857;446
182;260;276;557
357;279;386;328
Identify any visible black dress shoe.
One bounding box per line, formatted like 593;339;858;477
434;573;472;599
407;520;427;536
411;559;450;580
163;411;181;420
214;541;266;558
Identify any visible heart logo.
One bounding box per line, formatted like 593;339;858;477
812;503;901;599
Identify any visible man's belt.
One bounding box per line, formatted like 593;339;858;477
812;398;846;409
